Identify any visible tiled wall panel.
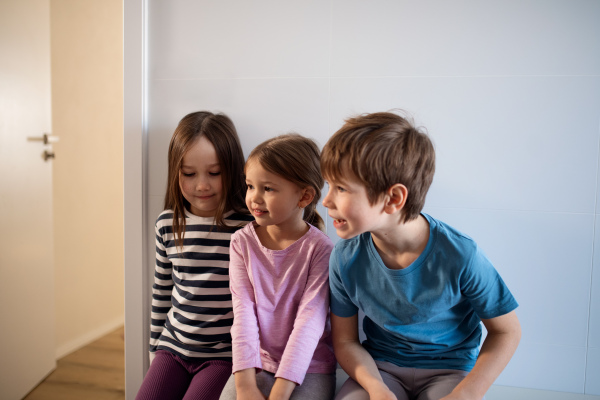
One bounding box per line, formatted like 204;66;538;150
147;78;330;196
149;0;331;79
585;347;600;395
330;0;600;77
145;0;600;393
327;77;600;214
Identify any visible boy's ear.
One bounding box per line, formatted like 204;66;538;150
383;184;408;214
298;187;316;209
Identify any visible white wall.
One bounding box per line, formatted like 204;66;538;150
126;0;600;397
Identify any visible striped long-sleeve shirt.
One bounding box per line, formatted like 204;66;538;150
150;208;253;360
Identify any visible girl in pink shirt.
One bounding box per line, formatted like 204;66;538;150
219;134;336;400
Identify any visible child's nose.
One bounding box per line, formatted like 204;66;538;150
322;191;333;208
195;177;210;191
250;191;263;204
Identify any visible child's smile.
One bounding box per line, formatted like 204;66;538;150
245;159;306;231
323;176;386;240
332;217;347;229
251;207;268;217
179;135;223;217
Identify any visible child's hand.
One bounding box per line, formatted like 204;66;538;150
367;384;398;400
235;369;267;400
267;377;295;400
237;386;267;400
440;393;476;400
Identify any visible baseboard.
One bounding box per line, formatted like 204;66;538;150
487;385;600;400
55;315;124;359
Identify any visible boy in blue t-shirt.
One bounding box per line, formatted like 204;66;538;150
321;112;521;400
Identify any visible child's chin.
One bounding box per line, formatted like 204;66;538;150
335;229;360;240
253;216;275;227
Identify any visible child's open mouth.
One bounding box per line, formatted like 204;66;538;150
333;218;347;229
253;209;268;217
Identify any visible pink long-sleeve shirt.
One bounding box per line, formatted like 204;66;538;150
229;222;336;385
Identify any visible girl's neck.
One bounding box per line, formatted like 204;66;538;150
255;218;309;251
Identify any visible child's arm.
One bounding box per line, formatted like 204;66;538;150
234;369;295;400
149;222;174;361
274;243;332;389
229;237;264;396
234;368;267;400
332;313;397;400
267;378;295;400
441;311;521;400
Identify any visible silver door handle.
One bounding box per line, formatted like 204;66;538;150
27;133;59;145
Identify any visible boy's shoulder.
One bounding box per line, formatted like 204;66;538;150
423;213;479;255
330;215;481;270
423;214;494;277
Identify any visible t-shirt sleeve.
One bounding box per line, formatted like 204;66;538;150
460;246;519;320
329;246;359;318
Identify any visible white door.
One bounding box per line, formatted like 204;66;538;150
0;1;56;399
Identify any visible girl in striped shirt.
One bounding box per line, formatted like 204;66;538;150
137;111;253;400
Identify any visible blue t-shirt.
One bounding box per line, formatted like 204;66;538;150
329;213;518;372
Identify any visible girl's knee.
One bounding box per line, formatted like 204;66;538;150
217;375;236;400
291;373;336;400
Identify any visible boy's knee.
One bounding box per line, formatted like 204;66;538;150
416;370;466;400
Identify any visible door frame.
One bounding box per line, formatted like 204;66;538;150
124;0;149;398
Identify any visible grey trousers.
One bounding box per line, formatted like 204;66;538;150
219;370;336;400
335;361;474;400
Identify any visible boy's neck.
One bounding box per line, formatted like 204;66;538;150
370;214;430;270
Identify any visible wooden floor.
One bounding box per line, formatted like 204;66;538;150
22;326;600;400
23;326;125;400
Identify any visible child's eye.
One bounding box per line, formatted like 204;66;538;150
182;172;195;177
246;184;254;190
209;171;221;177
337;186;346;192
264;186;273;192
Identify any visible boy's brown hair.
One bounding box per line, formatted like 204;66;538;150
321;111;435;223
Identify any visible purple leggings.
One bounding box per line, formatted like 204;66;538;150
136;350;232;400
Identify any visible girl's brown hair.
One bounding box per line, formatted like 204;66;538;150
247;133;325;232
164;111;247;248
